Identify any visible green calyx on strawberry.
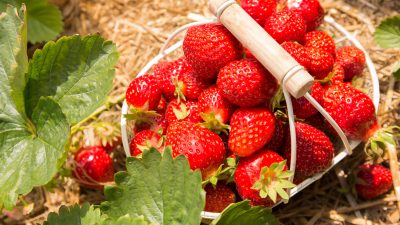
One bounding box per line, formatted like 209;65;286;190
364;126;400;161
234;149;294;206
165;99;202;124
198;86;233;134
202;156;237;187
320;63;345;86
130;129;165;157
183;24;242;81
251;160;295;203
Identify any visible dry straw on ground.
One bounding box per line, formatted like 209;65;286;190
1;0;399;224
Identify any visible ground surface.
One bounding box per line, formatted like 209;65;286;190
1;0;399;224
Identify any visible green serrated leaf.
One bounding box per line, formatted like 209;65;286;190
374;16;400;48
24;35;119;125
102;215;151;225
393;62;400;80
211;201;279;225
44;203;105;225
0;6;69;209
100;149;205;225
0;0;63;43
0;97;70;209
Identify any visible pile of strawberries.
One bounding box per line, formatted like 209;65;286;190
71;0;393;213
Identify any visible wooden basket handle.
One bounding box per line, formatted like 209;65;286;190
209;0;314;98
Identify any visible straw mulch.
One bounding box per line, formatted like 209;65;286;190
1;0;399;224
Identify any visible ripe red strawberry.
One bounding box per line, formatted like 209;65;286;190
135;115;169;135
336;46;366;81
156;96;168;114
154;58;209;101
323;63;345;86
287;0;324;31
229;108;276;157
306;47;334;79
166;122;226;179
322;83;378;140
73;146;114;189
356;164;393;199
234;149;295;206
126;75;162;111
304;31;336;57
204;184;236;212
240;0;277;25
198;86;234;124
283;122;334;177
183;24;242;81
130;130;163;157
281;41;311;69
265;118;287;152
264;9;307;44
217;59;277;107
292;82;323;119
165;99;202;124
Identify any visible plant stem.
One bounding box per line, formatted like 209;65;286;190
71;93;125;135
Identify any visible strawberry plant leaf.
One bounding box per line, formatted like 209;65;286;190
0;5;69;209
374;16;400;48
43;203;106;225
100;148;205;225
102;215;151;225
210;201;279;225
0;5;28;116
24;35;119;125
0;97;70;209
0;0;63;43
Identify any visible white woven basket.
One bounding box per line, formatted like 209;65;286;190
120;16;380;221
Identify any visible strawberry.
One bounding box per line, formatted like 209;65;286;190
240;0;277;25
135;115;169;135
322;83;378;140
126;74;162;111
292;82;323;119
217;59;277;107
234;149;295;206
156;96;168;114
154;58;208;101
283;122;334;177
183;24;242;81
229;108;276;157
356;164;393;199
281;41;311;69
165;99;202;124
266;117;287;152
198;86;234;133
322;63;345;86
130;130;164;157
304;31;336;57
287;0;324;31
166;121;226;179
336;46;366;81
73;146;114;189
306;47;334;79
204;184;236;212
264;9;307;44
